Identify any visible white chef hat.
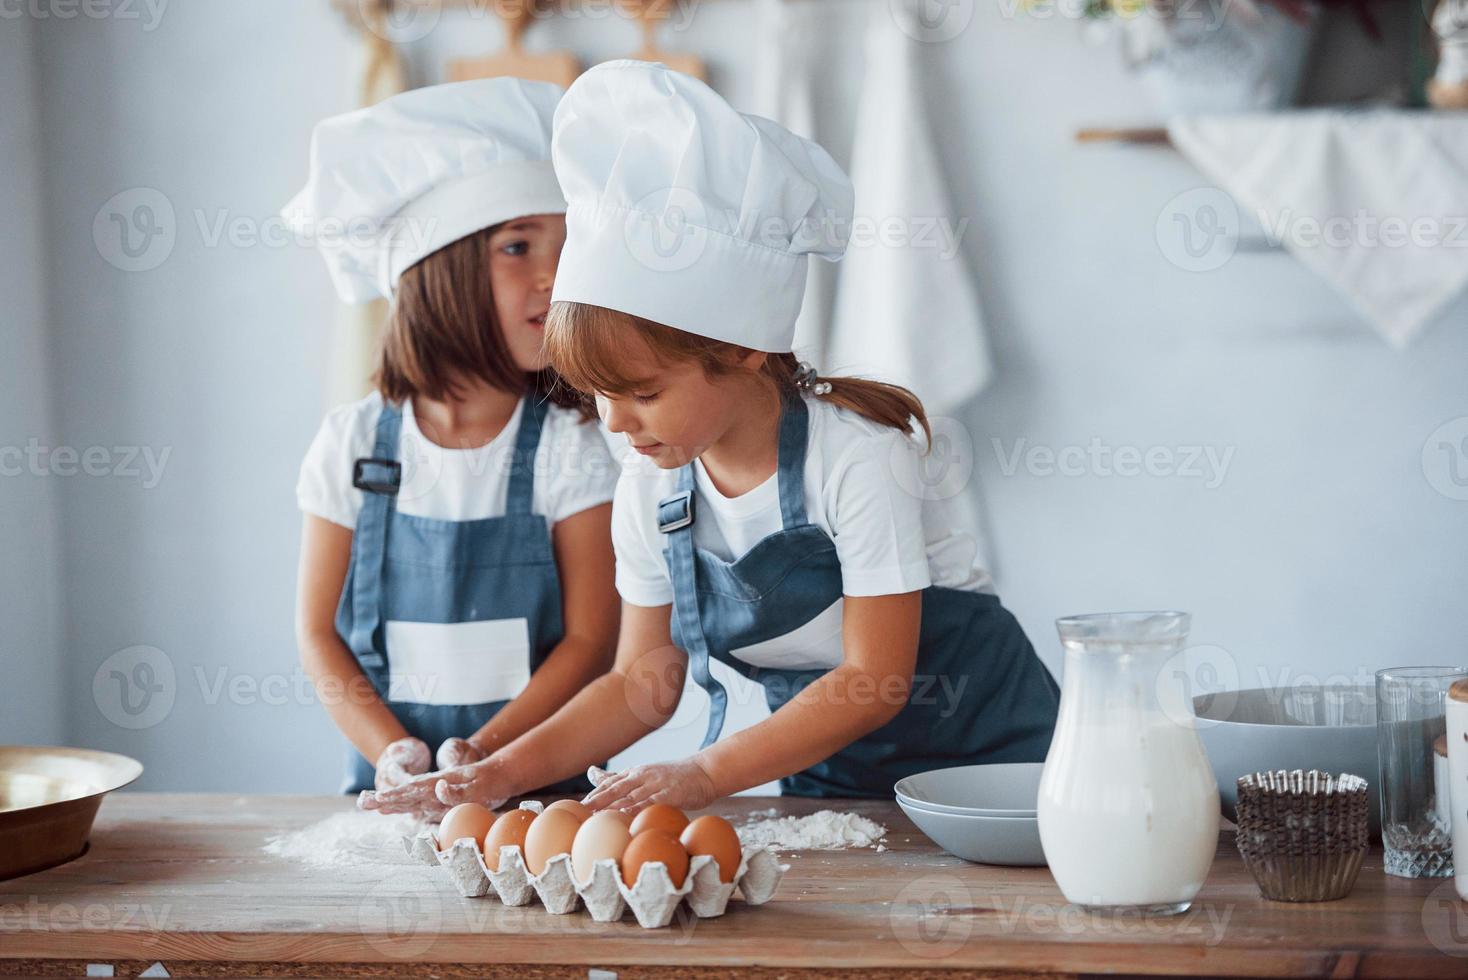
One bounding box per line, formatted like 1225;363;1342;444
282;78;568;303
549;61;854;353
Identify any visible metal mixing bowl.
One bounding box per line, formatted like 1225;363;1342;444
0;746;143;880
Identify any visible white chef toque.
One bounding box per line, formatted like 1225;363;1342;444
549;60;854;353
282;78;568;304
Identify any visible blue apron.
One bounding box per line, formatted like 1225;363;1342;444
659;394;1060;798
336;395;592;796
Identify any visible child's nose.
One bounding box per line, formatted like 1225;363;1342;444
597;396;632;434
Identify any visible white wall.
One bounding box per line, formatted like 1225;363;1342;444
1;12;65;747
9;0;1466;793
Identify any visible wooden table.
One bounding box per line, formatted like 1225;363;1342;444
1;793;1465;978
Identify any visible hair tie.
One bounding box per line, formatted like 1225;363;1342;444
793;361;832;396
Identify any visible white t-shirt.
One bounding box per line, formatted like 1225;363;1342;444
297;392;618;529
613;398;993;671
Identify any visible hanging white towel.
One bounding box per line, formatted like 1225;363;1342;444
1168;111;1468;347
754;0;833;360
826;0;993;413
325;23;408;408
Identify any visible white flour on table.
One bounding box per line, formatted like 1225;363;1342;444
737;809;887;850
262;811;432;868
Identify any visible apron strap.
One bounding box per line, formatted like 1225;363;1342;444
347;400;404;670
658;391;816;748
776;393;810;528
505;395;550;516
660;463;728;749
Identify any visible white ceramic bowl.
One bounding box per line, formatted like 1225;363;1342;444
1193;684;1380;832
893;763;1042;817
896;797;1048;866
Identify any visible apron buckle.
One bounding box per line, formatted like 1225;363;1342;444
353;457;402;496
657;490;695;533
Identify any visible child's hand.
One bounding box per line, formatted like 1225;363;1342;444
374;736;431;791
361;755;510;816
359;767;449;816
432;756;513;811
579;759;718;816
435;737;484;770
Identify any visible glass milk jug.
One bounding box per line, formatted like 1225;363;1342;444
1037;612;1220;916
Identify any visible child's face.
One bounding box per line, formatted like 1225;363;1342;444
594;333;764;469
488;213;566;373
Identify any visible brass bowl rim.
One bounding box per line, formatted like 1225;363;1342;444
0;745;144;814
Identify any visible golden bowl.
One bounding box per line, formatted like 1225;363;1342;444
0;746;143;880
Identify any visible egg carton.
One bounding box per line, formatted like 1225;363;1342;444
401;801;788;928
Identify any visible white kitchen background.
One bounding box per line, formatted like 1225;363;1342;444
3;0;1466;793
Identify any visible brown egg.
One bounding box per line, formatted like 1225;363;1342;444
523;807;581;876
437;803;496;853
571;811;633;884
483;807;536;872
679;814;742;884
622;829;690;888
544;799;591;824
628;803;689;838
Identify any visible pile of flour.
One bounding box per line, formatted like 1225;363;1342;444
262;811;433;868
737;808;887;850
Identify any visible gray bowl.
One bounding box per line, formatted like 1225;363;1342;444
896;797;1048;866
1193;685;1379;833
894;763;1042;817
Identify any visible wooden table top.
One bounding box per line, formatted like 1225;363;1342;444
1;792;1466;978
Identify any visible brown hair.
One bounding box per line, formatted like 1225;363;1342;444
373;225;590;418
543;301;930;445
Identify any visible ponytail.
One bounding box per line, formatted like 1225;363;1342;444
762;353;932;448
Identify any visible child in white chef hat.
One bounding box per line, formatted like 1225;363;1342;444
369;62;1059;815
285;78;620;814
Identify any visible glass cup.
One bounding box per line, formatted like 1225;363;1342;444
1376;666;1468;878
